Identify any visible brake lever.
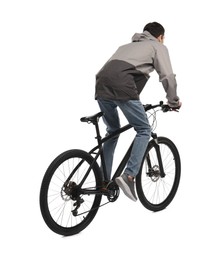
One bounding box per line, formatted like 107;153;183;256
162;105;180;113
172;108;179;112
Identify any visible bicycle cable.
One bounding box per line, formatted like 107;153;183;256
147;108;161;132
74;200;110;217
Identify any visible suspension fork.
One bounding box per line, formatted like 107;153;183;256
151;133;166;178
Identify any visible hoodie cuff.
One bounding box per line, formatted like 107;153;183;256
168;98;180;107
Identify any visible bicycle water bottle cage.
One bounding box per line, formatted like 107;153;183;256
80;112;104;124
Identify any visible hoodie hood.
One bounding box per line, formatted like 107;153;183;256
132;31;157;42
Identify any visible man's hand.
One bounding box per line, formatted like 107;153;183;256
162;101;182;112
171;101;182;110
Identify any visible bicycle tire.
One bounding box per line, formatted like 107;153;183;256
40;149;102;236
136;137;181;212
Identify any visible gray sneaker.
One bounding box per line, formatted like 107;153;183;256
115;174;137;202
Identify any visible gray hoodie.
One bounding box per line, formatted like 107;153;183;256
95;31;179;106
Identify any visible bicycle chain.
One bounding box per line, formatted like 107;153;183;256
73;200;110;217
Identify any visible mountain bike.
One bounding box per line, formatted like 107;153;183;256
39;101;181;236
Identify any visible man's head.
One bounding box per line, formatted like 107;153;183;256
143;22;165;43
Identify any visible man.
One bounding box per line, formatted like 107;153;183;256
95;22;181;201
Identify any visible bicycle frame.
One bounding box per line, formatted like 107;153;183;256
65;120;165;195
64;102;169;195
89;114;166;180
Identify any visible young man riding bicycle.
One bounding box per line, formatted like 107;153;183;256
95;22;181;201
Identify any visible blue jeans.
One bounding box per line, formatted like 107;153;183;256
98;99;151;180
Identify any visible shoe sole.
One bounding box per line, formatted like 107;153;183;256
115;177;137;202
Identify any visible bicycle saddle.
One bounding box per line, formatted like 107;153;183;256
80;112;104;124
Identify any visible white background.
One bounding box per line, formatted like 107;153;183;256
1;0;221;259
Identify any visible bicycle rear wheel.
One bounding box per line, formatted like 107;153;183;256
40;149;102;236
136;137;181;212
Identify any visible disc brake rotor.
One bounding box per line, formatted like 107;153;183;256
150;165;160;182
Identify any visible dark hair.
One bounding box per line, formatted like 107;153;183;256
143;22;165;38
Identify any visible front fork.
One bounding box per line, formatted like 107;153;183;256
150;133;166;178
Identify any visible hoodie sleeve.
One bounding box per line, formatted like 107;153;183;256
153;44;179;106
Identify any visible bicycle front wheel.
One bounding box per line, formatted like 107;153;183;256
40;149;102;236
136;137;181;212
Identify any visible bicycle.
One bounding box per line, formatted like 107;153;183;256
39;101;181;236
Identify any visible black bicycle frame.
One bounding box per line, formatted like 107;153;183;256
65;117;165;191
89;122;166;181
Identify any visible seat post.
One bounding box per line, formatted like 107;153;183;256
93;119;102;145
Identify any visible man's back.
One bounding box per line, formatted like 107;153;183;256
95;30;178;106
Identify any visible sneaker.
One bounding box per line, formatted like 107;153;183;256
115;174;137;202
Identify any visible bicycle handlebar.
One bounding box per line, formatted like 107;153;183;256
143;101;180;112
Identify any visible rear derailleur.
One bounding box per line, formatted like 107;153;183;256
61;181;84;216
72;197;84;216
